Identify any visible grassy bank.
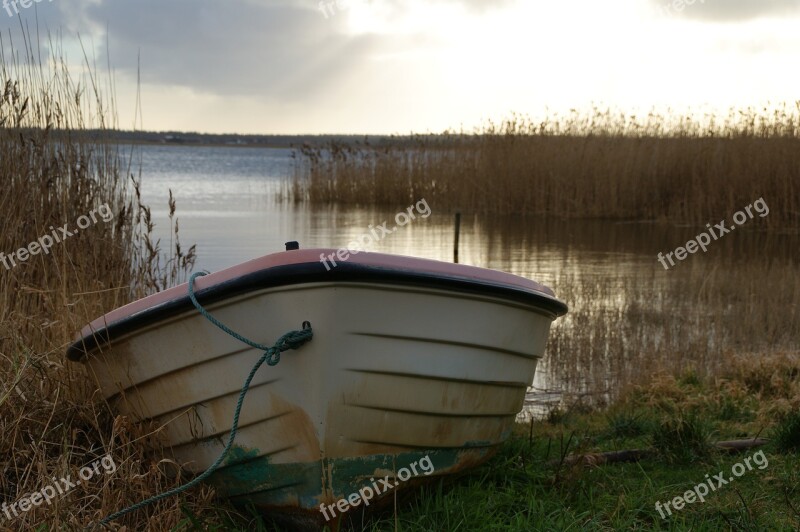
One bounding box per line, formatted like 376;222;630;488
292;109;800;225
352;352;800;531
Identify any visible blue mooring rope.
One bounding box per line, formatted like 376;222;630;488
95;271;313;526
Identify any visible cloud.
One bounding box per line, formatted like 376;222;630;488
456;0;516;11
2;0;517;101
652;0;800;22
50;0;381;100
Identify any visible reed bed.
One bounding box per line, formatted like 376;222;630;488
0;34;202;530
465;215;800;416
538;259;800;408
292;106;800;226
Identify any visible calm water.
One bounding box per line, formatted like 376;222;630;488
136;144;800;418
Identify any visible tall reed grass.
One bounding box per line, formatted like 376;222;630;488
293;106;800;226
0;33;202;529
539;261;800;406
473;216;800;417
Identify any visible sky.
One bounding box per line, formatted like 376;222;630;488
1;0;799;134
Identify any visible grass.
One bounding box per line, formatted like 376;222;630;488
651;415;713;464
292;108;800;226
773;411;800;454
353;353;800;531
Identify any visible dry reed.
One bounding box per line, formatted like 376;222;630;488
292;107;800;226
0;32;202;530
539;261;800;405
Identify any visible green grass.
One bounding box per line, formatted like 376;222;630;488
651;415;713;464
355;433;793;530
352;422;795;530
773;411;800;454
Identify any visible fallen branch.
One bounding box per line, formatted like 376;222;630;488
715;438;769;452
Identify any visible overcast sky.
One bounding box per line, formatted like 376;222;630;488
2;0;799;134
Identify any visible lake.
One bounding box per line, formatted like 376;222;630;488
136;144;800;418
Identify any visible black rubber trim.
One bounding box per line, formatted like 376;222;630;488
66;260;568;361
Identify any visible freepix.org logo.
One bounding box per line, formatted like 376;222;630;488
1;203;114;271
319;455;435;521
1;454;117;523
657;198;768;270
319;199;431;271
3;0;55;18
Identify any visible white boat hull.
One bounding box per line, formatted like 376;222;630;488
69;249;566;528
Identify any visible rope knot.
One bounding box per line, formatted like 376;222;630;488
266;348;281;366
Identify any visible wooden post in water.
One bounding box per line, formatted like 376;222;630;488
453;212;461;264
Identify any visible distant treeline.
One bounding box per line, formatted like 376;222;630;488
71;129;390;148
49;129;473;149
